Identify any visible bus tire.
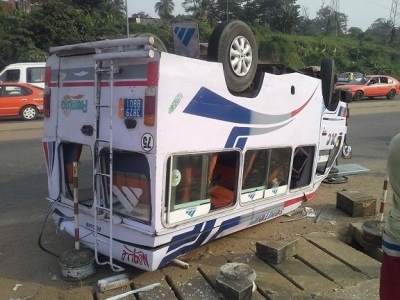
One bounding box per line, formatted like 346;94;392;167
207;20;258;92
133;33;168;52
321;57;335;107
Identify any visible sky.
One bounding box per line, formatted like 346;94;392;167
129;0;394;31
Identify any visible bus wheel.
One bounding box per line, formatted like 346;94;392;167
133;33;168;52
320;57;335;107
207;20;258;92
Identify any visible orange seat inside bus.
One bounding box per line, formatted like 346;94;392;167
209;163;235;209
113;173;150;204
209;185;234;209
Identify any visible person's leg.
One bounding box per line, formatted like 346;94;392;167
380;233;400;299
380;252;400;299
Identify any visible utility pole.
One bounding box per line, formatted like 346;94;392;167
390;0;400;28
330;0;340;36
125;0;129;37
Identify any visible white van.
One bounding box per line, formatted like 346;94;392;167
0;62;45;89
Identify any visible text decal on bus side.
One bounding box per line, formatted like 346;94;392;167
61;94;88;115
168;93;183;114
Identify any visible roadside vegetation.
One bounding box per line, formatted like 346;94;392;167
1;0;400;77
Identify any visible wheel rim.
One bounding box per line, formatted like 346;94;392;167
389;90;395;98
229;35;253;77
23;107;36;120
356;92;362;100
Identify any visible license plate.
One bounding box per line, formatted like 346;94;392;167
121;98;143;118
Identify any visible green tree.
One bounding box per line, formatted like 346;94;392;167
366;18;393;45
315;5;348;35
182;0;218;22
155;0;175;18
268;3;302;34
0;9;48;65
28;0;96;50
100;0;126;20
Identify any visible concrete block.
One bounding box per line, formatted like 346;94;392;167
348;222;383;262
215;262;256;300
336;190;376;217
255;238;298;264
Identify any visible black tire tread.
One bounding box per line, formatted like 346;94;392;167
321;57;335;108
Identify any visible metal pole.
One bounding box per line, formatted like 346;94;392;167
125;0;129;37
73;162;80;251
379;173;389;221
379;141;391;221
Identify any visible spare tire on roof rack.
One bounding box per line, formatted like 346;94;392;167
207;20;258;93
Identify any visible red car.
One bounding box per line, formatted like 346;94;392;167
0;82;43;120
335;75;400;101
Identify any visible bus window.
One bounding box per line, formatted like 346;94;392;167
101;150;151;223
290;146;315;190
165;151;239;224
61;143;93;204
241;148;291;202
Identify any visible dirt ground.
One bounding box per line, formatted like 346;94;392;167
0;159;390;300
0;104;396;299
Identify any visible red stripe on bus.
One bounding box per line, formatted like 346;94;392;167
284;192;315;207
59;81;148;87
62;82;94;87
147;61;159;86
113;80;148;86
291;87;317;116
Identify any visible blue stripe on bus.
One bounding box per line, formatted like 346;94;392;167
206;216;241;242
184;87;251;124
184;87;295;125
167;221;215;252
225;123;291;149
159;217;241;268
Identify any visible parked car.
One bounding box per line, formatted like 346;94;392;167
334;75;400;101
336;72;363;85
0;82;43;120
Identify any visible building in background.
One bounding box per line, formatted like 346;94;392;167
1;0;33;13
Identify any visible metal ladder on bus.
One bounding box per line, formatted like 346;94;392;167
92;55;124;272
80;37;155;271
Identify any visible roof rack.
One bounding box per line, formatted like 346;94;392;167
49;36;155;57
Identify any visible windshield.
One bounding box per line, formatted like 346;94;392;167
348;77;369;85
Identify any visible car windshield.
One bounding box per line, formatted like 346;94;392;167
348;77;369;85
